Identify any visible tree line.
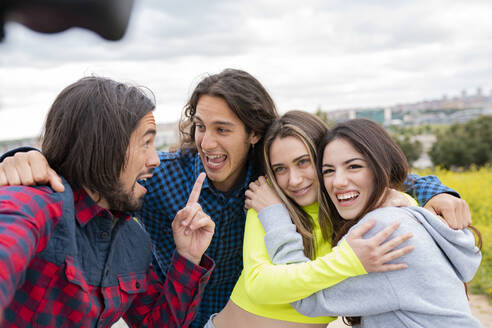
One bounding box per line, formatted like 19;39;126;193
316;111;492;169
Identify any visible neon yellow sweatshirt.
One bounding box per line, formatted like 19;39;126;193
229;203;367;323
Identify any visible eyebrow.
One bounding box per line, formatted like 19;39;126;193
143;128;157;137
194;115;235;127
271;154;309;167
323;157;365;167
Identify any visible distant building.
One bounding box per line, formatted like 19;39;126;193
355;108;385;124
320;85;492;127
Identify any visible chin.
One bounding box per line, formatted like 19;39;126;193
341;212;359;221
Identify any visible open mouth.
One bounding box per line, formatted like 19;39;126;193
136;174;153;192
336;191;359;203
204;153;227;169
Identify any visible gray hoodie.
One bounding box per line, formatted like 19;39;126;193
258;205;482;328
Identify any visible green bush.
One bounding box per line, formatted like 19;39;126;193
429;116;492;169
392;135;423;167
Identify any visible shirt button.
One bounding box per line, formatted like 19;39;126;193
135;282;140;289
100;231;109;239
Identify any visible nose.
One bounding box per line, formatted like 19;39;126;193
200;130;217;151
333;170;348;188
146;148;160;169
288;168;303;186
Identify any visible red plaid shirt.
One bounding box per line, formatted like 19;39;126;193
0;183;214;327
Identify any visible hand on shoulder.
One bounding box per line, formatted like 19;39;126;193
244;176;282;212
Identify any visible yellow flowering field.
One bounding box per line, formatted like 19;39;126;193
416;166;492;299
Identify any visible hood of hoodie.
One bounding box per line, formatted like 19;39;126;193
402;206;481;282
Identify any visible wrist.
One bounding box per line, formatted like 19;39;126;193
177;250;202;265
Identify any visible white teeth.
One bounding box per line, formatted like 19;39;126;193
206;154;224;159
291;186;310;195
337;192;359;200
207;160;223;168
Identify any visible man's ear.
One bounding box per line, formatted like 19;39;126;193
249;132;261;146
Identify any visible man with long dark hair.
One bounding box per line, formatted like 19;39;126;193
0;69;472;327
0;76;215;327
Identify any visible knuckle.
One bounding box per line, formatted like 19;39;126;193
23;177;34;185
368;252;378;262
365;242;376;251
14;152;27;160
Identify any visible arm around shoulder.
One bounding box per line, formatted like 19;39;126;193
292;209;409;317
242;207;366;305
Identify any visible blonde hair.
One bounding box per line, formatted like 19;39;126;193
262;110;331;259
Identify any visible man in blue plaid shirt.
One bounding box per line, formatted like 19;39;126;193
0;69;472;327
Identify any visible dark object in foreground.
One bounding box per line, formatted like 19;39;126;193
1;0;134;42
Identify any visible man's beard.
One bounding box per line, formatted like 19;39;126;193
105;181;143;212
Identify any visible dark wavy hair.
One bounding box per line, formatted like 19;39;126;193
178;68;278;177
42;76;155;198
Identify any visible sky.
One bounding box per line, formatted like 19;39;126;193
1;0;492;141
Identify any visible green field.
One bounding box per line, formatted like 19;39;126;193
416;167;492;300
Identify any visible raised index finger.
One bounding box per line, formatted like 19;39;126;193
187;172;206;205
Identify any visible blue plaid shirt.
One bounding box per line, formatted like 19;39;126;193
135;149;458;327
137;149;253;327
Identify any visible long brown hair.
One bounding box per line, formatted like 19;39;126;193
317;119;409;246
317;119;408;326
42;76;155;198
179;68;278;177
263;110;331;259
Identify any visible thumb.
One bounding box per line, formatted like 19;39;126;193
48;168;65;192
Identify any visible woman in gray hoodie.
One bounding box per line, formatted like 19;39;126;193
258;118;482;327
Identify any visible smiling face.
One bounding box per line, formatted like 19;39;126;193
269;136;318;207
194;95;260;192
321;138;375;220
105;111;160;211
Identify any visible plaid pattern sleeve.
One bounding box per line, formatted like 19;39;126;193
124;252;214;328
0;185;63;310
405;173;460;206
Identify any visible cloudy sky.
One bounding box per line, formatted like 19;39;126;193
1;0;492;141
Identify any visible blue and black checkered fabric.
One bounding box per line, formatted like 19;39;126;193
137;149;254;327
405;173;459;205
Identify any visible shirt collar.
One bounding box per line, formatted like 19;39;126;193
192;152;254;198
73;188;131;227
302;202;319;216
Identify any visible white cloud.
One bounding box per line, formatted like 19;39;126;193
1;0;492;140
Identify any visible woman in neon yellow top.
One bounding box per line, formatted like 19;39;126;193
204;110;414;328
